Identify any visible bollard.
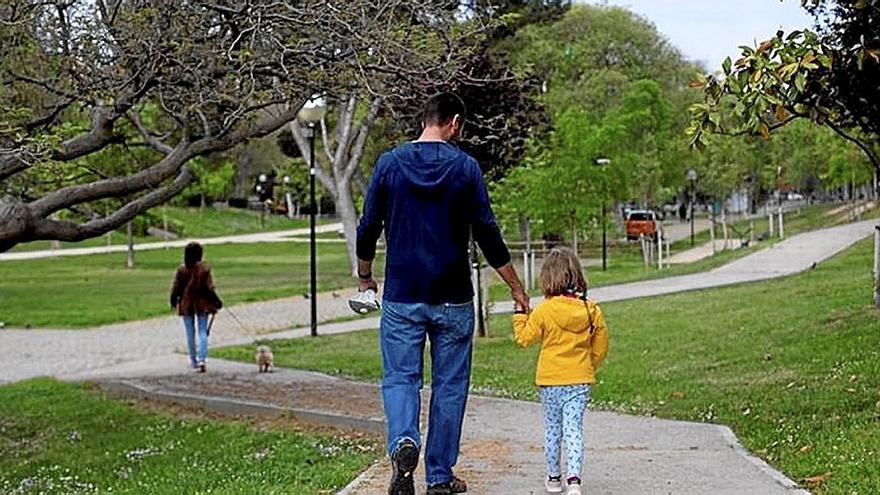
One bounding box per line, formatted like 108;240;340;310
778;208;784;239
768;211;774;237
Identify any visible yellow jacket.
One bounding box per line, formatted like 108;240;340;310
513;296;609;386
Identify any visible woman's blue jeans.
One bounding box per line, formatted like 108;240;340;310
380;300;475;487
182;313;209;366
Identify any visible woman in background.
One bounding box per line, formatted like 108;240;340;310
169;242;219;373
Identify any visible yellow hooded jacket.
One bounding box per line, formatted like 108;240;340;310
513;296;609;386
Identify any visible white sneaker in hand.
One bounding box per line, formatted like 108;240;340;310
348;289;380;315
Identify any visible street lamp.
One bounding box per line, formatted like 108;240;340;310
298;96;327;337
594;158;611;271
687;169;698;245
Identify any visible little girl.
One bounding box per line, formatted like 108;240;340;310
513;247;609;495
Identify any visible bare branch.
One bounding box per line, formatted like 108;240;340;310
127;111;173;154
343;97;383;182
30;166;196;242
28;143;191;217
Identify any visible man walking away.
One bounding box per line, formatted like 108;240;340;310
356;93;529;495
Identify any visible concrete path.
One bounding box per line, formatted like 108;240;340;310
667;239;744;264
494;218;877;313
1;219;876;385
83;359;807;495
0;222;343;261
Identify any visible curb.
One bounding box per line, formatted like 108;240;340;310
335;461;382;495
97;379;385;435
714;424;810;494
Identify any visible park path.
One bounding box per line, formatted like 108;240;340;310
0;218;875;385
81;358;807;495
0;222;343;261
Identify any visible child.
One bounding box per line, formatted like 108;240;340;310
513;247;609;495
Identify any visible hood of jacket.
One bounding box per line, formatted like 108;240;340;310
389;141;470;191
545;296;593;334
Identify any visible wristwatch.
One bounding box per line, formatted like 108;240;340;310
358;271;373;280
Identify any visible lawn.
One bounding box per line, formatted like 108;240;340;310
8;207;317;253
0;379;377;494
0;242;381;328
488;202;875;301
216;238;880;494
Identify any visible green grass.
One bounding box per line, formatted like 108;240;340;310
9;207;316;253
216;238;880;493
0;379;376;494
0;242;380;328
489;203;874;301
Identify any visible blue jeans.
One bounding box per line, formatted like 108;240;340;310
182;313;209;366
541;384;591;479
380;300;475;487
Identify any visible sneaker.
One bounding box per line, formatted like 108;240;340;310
198;362;206;373
566;477;582;495
349;289;381;315
388;439;419;495
426;476;467;495
545;475;563;493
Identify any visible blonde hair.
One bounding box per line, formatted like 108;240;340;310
540;247;588;298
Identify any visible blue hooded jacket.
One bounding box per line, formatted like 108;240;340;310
356;141;511;304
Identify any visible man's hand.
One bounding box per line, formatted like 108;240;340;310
512;287;530;313
496;262;529;312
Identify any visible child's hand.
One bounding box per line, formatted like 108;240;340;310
514;299;529;314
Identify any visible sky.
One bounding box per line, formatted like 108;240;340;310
576;0;815;70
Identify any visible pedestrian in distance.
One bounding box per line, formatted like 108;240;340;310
169;242;222;373
356;92;529;495
513;246;609;495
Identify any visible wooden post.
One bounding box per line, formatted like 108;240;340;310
721;207;729;250
750;219;755;243
126;221;135;269
710;205;716;254
874;226;880;309
640;235;649;267
524;217;532;292
657;228;664;269
778;207;784;239
768;211;774;237
482;265;491;337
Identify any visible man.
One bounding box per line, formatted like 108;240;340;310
356;92;529;495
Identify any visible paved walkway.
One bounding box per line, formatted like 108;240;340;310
0;223;343;261
667;238;744;264
1;219;875;385
81;359;807;495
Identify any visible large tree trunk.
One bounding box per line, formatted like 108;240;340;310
336;183;360;276
288;94;383;277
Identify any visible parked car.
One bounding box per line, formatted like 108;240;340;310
626;210;658;241
787;192;805;201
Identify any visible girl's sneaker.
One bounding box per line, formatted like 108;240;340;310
544;475;563;493
565;477;582;495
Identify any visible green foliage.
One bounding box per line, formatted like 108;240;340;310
0;379;376;494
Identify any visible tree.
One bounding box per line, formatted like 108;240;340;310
0;1;486;253
490;5;702;242
689;6;879;175
688;0;880;307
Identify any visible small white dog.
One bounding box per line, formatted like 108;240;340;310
255;345;274;373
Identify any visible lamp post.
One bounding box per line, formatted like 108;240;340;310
594;158;611;271
298;97;327;337
687;169;698;245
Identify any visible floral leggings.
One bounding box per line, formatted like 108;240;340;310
540;384;591;479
